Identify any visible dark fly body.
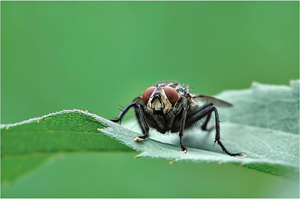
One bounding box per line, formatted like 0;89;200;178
112;82;244;157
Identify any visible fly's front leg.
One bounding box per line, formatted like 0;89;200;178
133;104;150;141
111;101;149;141
179;108;188;153
111;102;137;124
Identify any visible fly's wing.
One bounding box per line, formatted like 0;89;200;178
191;94;233;107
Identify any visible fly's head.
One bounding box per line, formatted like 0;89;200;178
141;84;179;114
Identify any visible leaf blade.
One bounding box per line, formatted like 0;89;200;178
1;110;133;183
1;110;133;157
1;80;299;181
99;80;299;179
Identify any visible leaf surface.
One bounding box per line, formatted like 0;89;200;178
1;110;133;183
101;80;300;179
1;80;299;181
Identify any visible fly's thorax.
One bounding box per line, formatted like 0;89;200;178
187;98;198;112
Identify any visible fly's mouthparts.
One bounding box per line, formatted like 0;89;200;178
151;96;164;111
151;93;161;102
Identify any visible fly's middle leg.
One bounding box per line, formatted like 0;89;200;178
201;112;214;131
185;103;244;157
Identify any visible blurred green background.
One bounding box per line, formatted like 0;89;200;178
1;1;299;197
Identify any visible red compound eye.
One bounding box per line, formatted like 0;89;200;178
142;87;156;104
164;87;178;104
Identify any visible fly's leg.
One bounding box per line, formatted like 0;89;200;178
185;103;244;157
133;104;149;141
179;108;188;153
111;102;149;141
212;106;245;157
111;102;137;124
201;112;214;131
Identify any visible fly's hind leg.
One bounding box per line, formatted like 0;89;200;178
185;103;245;157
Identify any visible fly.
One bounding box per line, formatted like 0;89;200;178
112;82;245;157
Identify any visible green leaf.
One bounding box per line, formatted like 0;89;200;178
1;80;299;182
100;80;299;179
1;110;133;156
1;110;133;183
